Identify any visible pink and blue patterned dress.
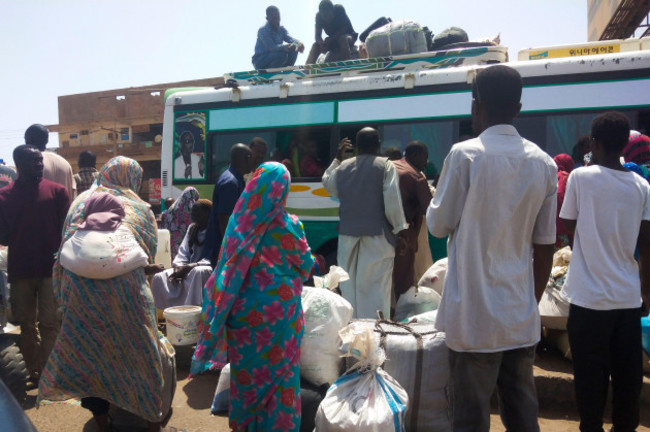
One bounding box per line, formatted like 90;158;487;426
191;162;314;431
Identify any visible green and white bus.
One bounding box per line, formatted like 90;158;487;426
161;40;650;262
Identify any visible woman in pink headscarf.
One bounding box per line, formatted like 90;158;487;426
554;153;575;249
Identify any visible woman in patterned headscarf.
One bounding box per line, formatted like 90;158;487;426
623;131;650;168
160;186;200;258
38;156;173;432
191;162;314;432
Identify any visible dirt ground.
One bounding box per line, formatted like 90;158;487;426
25;371;587;432
22;346;650;431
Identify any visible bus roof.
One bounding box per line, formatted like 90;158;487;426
166;48;650;109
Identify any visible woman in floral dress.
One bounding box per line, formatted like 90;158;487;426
191;162;314;431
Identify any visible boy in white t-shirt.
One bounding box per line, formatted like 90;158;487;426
560;111;650;432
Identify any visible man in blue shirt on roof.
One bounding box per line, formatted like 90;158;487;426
252;6;304;70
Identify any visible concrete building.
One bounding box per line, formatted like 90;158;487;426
51;77;223;203
588;0;650;41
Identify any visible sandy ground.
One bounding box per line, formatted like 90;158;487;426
22;346;650;431
25;372;587;432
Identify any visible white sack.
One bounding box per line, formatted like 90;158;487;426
300;286;353;386
417;258;447;296
403;309;437;325
60;224;149;279
315;367;408;432
539;287;570;330
343;319;451;432
211;363;231;414
393;286;440;322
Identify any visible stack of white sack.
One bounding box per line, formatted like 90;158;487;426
301;266;354;386
365;19;428;58
538;246;572;331
342;319;451;432
417;258;447;296
315;326;409;432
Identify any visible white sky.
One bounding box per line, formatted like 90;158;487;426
0;0;587;166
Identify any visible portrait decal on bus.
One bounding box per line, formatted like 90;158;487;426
174;112;206;180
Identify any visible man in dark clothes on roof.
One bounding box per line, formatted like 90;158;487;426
252;5;304;70
392;141;433;301
306;0;357;64
0;145;70;385
201;144;253;266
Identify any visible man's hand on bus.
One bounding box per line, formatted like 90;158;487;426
336;138;353;161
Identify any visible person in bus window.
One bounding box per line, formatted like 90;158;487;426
322;128;407;319
392;141;433;302
202;144;253;266
306;0;358;64
252;6;304;70
382;147;402;161
299;138;326;177
249;137;268;171
427;65;556;431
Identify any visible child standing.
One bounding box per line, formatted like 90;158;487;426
560;111;650;432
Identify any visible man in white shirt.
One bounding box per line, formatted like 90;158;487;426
25;124;76;199
427;65;556;432
322;127;407;319
560;112;650;432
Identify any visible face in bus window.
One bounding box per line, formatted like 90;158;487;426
250;141;268;170
180;132;195;158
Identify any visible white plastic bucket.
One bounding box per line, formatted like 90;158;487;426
163;305;202;346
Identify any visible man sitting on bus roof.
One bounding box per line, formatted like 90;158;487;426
306;0;357;64
252;6;304;70
322;128;407;319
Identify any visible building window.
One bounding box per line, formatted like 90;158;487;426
81;130;89;135
120;128;130;141
70;133;78;139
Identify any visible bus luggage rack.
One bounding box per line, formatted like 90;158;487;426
225;44;508;86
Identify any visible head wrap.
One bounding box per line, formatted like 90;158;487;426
623;131;650;166
623;161;650;181
77;192;125;231
62;156;156;261
191;162;314;375
160;186;200;257
553;153;574;173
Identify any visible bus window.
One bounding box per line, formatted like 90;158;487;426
546;113;600;157
209;131;276;182
381;121;455;179
281;127;331;180
514;116;547;153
